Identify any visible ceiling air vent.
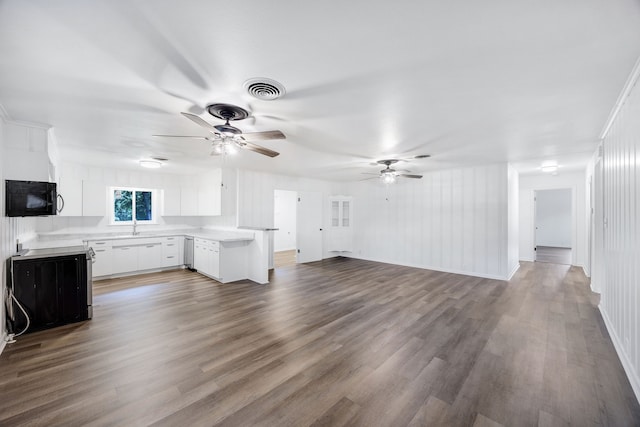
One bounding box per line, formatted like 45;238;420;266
243;78;286;100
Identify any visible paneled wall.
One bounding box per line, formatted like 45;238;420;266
236;169;341;259
0;117;38;346
345;163;517;280
598;69;640;400
507;165;519;277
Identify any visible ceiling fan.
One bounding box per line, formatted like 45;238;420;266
363;159;426;184
154;103;285;157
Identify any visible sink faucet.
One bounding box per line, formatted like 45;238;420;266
132;219;139;236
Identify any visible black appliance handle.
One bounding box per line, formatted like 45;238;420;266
57;194;65;213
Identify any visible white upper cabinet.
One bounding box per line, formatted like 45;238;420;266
197;169;222;216
328;196;353;252
2;123;52;182
180;186;198;216
82;180;107;216
57;176;83;216
161;186;181;216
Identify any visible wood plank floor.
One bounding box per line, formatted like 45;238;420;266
274;249;297;268
1;258;638;426
536;246;572;265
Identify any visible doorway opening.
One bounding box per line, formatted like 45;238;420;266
535;188;572;265
274;190;297;268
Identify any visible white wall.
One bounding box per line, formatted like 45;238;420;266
519;171;586;266
345;163;516;280
595;61;640;401
273;190;297;251
535;188;572;248
507;165;520;278
0;116;39;350
236;169;341;260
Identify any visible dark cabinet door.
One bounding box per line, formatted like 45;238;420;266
11;254;88;333
58;256;87;322
11;262;36;332
36;259;60;327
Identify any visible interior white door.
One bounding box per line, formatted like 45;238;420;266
296;191;323;263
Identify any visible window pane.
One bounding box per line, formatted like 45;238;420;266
114;190;132;222
342;201;349;227
135;191;152;221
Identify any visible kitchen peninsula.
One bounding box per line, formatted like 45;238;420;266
24;228;269;284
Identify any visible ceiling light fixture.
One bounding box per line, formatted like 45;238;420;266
541;165;558;173
212;141;239;156
139;159;162;169
381;171;397;184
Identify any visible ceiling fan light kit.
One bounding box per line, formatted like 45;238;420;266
381;171;397;184
154;103;285;158
376;159;424;184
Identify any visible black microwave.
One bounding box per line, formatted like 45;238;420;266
5;180;58;217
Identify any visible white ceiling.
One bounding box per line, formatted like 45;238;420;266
1;0;640;180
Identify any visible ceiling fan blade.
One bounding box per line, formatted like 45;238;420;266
181;112;218;133
242;142;280;157
399;174;423;179
153;134;210;140
240;130;286;142
361;172;381;176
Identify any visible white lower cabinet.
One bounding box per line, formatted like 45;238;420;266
87;234;248;282
194;239;208;274
88;235;184;278
162;236;183;267
112;246;138;274
138;243;162;271
208;242;220;278
90;243;112;277
193;237;247;283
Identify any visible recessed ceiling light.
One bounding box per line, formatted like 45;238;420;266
541;165;558;173
139;160;162;169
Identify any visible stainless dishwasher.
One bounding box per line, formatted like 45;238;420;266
184;236;195;271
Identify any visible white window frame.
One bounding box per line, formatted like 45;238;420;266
109;186;158;225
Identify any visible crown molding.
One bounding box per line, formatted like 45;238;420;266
5;118;52;130
600;54;640;140
0;101;52;129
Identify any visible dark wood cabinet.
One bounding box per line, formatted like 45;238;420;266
10;254;89;333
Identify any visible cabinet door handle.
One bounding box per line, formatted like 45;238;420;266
146;245;156;248
95;242;106;245
95;249;106;253
167;244;175;247
167;256;174;259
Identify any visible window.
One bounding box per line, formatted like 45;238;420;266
111;187;156;224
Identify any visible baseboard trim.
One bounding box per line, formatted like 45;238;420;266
344;255;510;280
507;263;520;280
599;305;640;404
0;332;7;356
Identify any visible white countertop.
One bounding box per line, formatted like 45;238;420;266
26;229;254;250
